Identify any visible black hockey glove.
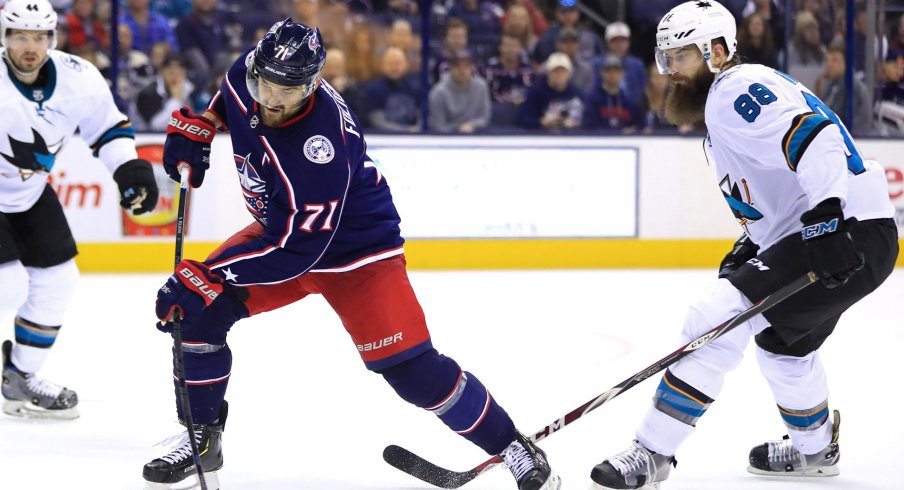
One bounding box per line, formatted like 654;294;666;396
164;106;215;188
800;198;864;289
718;233;760;278
113;158;159;215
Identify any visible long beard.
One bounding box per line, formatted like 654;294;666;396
665;65;716;126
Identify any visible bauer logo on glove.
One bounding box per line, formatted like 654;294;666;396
156;260;225;322
178;266;220;304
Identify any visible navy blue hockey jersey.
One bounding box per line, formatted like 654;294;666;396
203;52;404;286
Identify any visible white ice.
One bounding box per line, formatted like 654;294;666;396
0;269;901;490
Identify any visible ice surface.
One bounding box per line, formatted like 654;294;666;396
1;269;900;489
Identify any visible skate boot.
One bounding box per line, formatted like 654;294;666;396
1;340;78;419
501;432;562;490
747;409;841;477
143;401;228;490
591;440;677;489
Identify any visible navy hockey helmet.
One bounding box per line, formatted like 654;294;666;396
245;18;325;106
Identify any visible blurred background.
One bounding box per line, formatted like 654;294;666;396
23;0;904;271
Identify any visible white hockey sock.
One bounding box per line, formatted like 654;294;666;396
636;402;696;456
10;342;51;374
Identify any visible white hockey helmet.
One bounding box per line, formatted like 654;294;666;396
655;0;737;74
1;0;58;49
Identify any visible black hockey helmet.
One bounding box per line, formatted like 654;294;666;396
245;18;325;104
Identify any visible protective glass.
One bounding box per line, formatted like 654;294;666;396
5;30;52;51
245;68;313;113
654;46;700;75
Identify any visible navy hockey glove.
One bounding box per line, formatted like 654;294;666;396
164;106;215;188
800;198;864;289
156;260;225;331
113;158;158;215
718;233;760;278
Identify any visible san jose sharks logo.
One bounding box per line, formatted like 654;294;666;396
719;174;763;232
1;129;63;181
235;152;269;222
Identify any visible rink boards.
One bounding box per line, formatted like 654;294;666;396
50;134;904;271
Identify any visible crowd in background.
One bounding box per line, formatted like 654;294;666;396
32;0;904;135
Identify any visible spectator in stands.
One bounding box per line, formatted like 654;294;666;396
596;21;646;108
518;52;583;130
738;12;778;68
557;27;593;93
799;0;836;46
816;44;872;133
388;18;421;73
742;0;785;55
108;23;155;107
892;15;904;53
153;0;193;21
322;48;366;113
66;0;109;51
501;3;539;53
881;50;904;104
365;47;422;132
428;49;491;133
787;10;826;91
433;17;471;83
345;21;381;83
372;0;420;30
55;15;71;53
533;0;603;64
500;0;547;36
851;7;889;73
583;56;639;132
133;53;202;130
447;0;503;62
483;32;535;105
291;0;347;49
122;0;180;55
149;41;172;73
176;0;243;90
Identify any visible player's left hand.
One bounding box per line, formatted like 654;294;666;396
155;260;225;331
800;198;865;289
113;158;159;215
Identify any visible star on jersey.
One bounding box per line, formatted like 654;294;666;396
1;129;63;181
221;268;239;282
235;153;266;193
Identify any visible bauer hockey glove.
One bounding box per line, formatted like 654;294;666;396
718;233;760;278
113;158;159;215
164;106;215;188
800;198;865;289
156;260;225;331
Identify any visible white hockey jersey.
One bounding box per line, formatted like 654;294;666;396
0;49;137;213
704;64;894;251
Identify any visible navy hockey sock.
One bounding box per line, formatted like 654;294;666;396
175;343;232;424
381;349;516;455
653;369;714;427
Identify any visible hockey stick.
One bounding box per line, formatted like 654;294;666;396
171;166;209;490
383;271;819;489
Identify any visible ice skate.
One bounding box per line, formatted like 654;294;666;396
1;340;78;419
143;402;228;490
747;409;841;477
591;440;676;489
501;432;562;490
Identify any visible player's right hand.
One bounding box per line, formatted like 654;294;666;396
800;198;865;289
718;233;759;278
155;260;225;330
164;106;215;188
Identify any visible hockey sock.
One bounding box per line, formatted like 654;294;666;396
175;343;232;425
653;369;714;427
778;401;834;454
10;316;60;373
381;349;516;455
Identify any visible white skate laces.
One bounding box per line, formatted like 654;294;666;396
767;438;800;465
24;374;63;398
155;428;202;465
502;439;535;481
608;441;656;476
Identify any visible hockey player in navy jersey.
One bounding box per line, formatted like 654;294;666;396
142;19;561;490
590;2;898;489
0;0;158;420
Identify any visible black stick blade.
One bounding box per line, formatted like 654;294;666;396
383;445;482;489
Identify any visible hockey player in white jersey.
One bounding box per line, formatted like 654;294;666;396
590;1;898;488
0;0;158;419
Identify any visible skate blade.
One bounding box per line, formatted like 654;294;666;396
747;465;840;477
143;471;220;490
2;399;79;420
541;471;562;490
590;482;661;490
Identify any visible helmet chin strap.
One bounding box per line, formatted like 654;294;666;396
2;49;49;80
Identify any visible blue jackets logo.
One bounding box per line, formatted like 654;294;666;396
303;135;334;164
